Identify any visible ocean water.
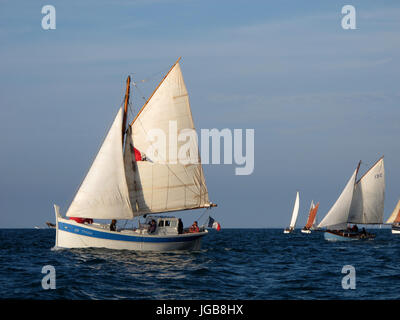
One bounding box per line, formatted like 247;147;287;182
0;228;399;300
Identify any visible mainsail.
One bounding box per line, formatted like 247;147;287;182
305;201;319;229
289;192;300;229
66;108;133;220
386;199;400;224
124;61;210;216
318;157;385;229
348;157;385;224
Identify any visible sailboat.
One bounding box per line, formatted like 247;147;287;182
284;191;299;234
53;57;217;251
318;156;385;241
301;201;319;234
386;200;400;234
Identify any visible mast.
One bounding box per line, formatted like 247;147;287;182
122;75;131;144
130;57;181;126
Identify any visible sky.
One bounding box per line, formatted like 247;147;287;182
0;0;399;228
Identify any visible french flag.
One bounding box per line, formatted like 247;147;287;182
130;143;146;161
207;216;221;231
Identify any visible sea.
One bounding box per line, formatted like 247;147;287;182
0;228;399;300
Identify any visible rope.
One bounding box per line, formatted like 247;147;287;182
197;208;211;227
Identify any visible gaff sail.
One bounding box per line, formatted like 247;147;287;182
348;157;385;225
124;61;210;216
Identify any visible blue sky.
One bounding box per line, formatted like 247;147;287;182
0;0;399;228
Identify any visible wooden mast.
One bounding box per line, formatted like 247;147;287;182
122;75;131;144
130;57;181;126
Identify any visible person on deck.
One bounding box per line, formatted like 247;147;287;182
178;219;184;234
110;219;117;232
189;221;199;233
148;220;157;234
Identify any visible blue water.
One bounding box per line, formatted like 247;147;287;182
0;229;399;299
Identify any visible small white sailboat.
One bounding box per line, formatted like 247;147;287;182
386;200;400;234
301;201;319;234
318;157;385;241
284;191;299;234
54;58;217;251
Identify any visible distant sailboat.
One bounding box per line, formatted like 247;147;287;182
386;199;400;234
284;191;299;234
301;201;319;234
46;222;56;229
318;157;385;241
53;58;217;251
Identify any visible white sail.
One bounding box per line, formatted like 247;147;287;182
310;200;315;211
125;62;210;216
318;167;358;229
386;199;400;224
289;192;300;229
66;108;133;220
348;158;385;224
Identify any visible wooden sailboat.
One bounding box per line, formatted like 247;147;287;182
318;157;385;241
301;201;319;234
386;200;400;234
284;191;299;234
54;58;217;251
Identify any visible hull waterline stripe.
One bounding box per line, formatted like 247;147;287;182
58;222;205;243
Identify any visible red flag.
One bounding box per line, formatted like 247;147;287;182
208;217;221;231
134;147;142;161
130;143;145;161
213;222;221;231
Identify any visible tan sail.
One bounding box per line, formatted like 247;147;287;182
318;163;360;230
124;60;211;216
386;199;400;224
348;157;385;224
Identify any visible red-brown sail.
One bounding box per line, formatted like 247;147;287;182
305;202;319;229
